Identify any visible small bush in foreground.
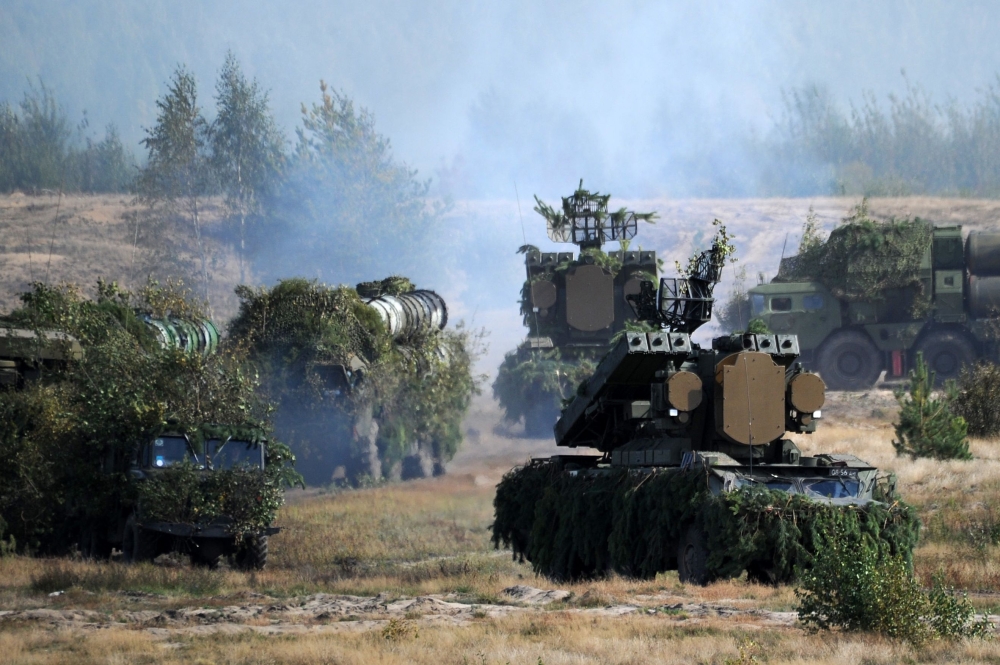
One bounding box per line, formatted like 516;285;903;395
893;353;970;460
797;539;991;644
954;361;1000;438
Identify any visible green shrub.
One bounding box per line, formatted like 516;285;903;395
893;352;970;460
797;540;991;644
954;361;1000;438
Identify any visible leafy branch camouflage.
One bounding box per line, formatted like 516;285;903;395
493;461;918;582
777;200;933;307
0;280;291;553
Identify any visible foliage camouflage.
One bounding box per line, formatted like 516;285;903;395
954;361;1000;437
229;277;477;485
797;542;992;643
532;180;657;244
492;461;919;582
0;280;294;554
492;349;597;426
893;352;971;460
776;200;932;309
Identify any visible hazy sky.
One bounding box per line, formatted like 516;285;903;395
4;0;1000;197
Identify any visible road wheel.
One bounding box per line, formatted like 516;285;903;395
234;534;269;571
914;330;976;385
816;330;882;390
122;515;159;563
677;524;711;585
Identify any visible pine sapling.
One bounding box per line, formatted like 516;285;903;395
893;352;970;460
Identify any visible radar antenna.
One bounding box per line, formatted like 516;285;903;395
533;179;657;249
627;235;728;333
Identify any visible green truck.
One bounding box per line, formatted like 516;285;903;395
749;224;1000;389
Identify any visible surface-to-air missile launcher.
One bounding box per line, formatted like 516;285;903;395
493;182;658;436
492;228;918;584
0;300;278;570
230;276;472;486
0;316;217;389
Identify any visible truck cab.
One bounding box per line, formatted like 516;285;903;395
103;430;275;569
749;282;841;366
136;433;265;472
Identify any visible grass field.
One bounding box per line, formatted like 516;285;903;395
2;393;1000;663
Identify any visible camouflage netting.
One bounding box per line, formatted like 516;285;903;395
228;277;477;485
492;349;598;433
492;461;920;582
0;281;294;554
776;201;932;302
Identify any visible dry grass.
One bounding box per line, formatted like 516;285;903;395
1;612;999;665
2;397;1000;658
0;192;245;320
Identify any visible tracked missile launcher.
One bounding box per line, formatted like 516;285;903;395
492;227;919;584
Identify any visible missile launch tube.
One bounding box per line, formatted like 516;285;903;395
142;316;220;356
364;290;448;339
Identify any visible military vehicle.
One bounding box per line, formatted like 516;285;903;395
0;281;290;565
749;216;1000;389
100;427;276;569
230;276;473;486
492;228;917;584
0;316;217;388
493;182;658;435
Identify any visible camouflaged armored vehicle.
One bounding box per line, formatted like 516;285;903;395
230;276;473;486
111;427;276;570
493;182;658;436
492;228;918;583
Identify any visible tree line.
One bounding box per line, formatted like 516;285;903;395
0;53;435;296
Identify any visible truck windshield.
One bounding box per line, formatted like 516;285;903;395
803;478;860;499
207;439;263;470
151;436;197;468
750;294;765;317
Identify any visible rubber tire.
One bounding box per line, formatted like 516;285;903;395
82;528;113;560
122;515;159;563
234;534;269;571
816;330;883;390
190;539;225;569
677;524;711;586
914;330;976;385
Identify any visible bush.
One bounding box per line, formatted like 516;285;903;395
954;361;1000;437
797;540;991;644
893;352;970;460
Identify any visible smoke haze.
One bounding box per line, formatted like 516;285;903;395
5;0;1000;198
5;0;1000;374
